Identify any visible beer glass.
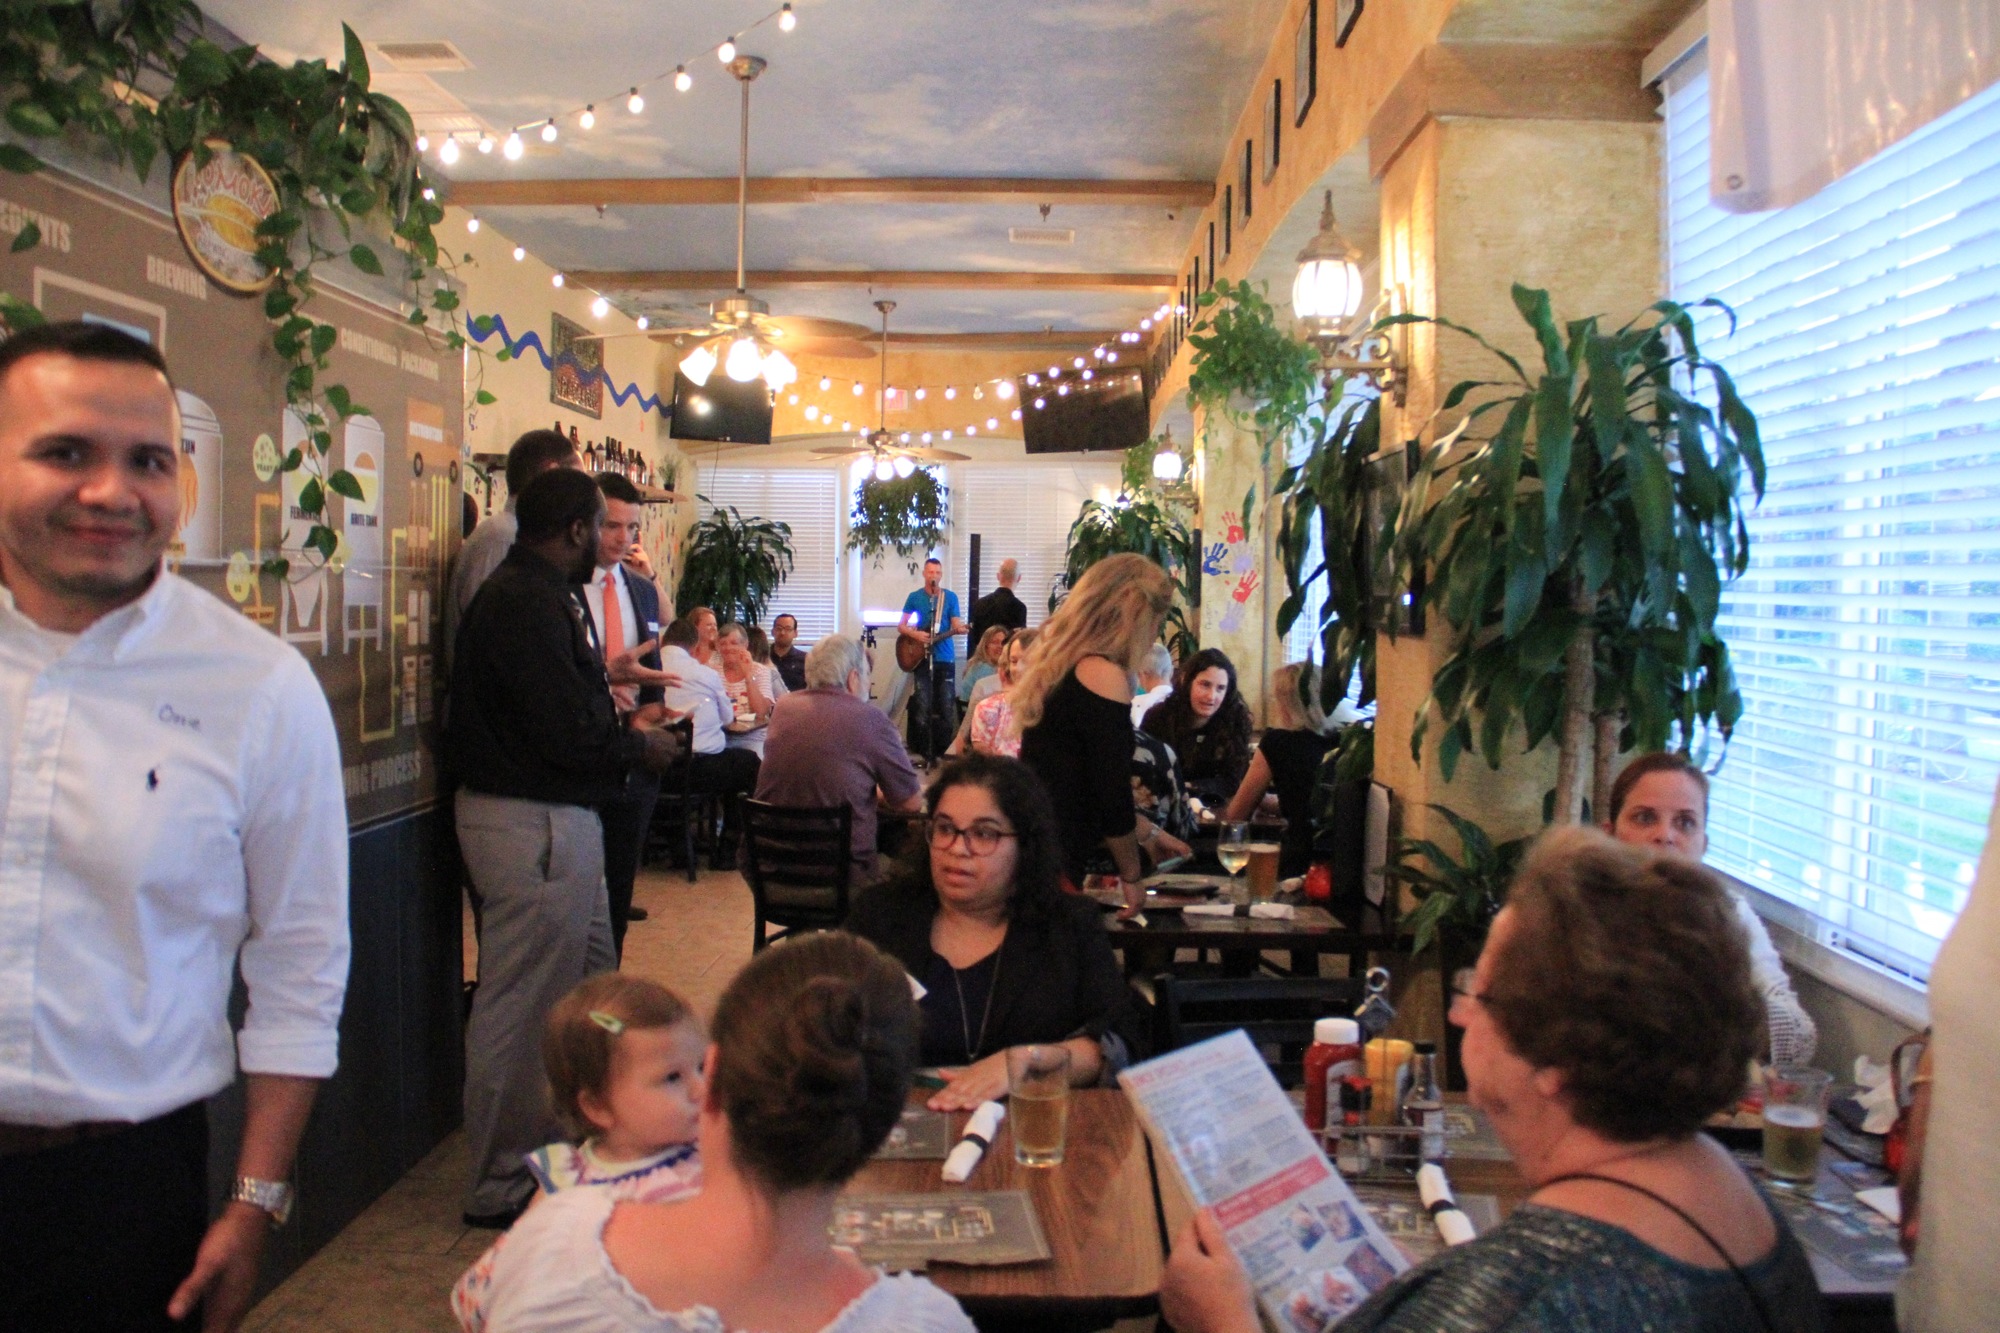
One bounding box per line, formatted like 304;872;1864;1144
1762;1066;1832;1184
1246;818;1287;901
1008;1045;1071;1167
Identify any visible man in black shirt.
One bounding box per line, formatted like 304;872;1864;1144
968;557;1029;650
447;468;679;1226
769;612;808;692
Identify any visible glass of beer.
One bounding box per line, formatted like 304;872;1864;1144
1008;1045;1072;1167
1246;818;1287;901
1217;821;1251;886
1762;1066;1832;1184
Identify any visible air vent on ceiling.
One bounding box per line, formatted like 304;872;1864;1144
1008;226;1076;246
371;40;472;72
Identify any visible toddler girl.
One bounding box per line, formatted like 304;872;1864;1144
453;974;706;1331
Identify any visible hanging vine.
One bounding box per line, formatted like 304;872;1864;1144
0;0;486;577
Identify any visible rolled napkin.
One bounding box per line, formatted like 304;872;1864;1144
1182;902;1298;919
942;1100;1007;1184
1248;902;1296;920
1416;1164;1478;1246
1184;902;1237;917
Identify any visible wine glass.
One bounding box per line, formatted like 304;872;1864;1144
1217;820;1250;895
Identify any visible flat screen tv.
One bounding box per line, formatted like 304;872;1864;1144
668;369;773;445
1020;369;1150;455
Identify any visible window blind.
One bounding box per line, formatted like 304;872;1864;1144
694;466;842;644
1664;51;2000;979
951;460;1122;628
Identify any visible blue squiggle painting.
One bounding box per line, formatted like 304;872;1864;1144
467;312;666;415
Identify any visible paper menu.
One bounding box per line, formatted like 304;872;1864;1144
1120;1031;1410;1333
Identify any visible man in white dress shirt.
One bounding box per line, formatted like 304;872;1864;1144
0;322;349;1331
1131;642;1174;727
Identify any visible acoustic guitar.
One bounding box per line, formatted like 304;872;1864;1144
896;590;941;672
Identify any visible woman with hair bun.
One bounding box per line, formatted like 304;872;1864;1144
465;934;974;1333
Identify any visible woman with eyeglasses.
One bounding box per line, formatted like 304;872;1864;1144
1161;828;1824;1333
844;754;1129;1112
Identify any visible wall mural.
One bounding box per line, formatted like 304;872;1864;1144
0;165;463;827
1201;508;1259;634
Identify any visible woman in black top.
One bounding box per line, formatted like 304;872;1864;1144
1142;648;1254;805
844;755;1129;1111
1012;554;1178;912
1224;663;1334;877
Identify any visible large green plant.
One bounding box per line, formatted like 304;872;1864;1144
1052;497;1198;658
0;1;476;577
677;500;796;628
1390;285;1764;821
1274;379;1381;713
1185;278;1322;523
846;468;949;571
1383;804;1530;955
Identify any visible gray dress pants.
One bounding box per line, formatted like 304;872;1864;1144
457;790;615;1215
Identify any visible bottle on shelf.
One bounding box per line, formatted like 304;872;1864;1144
583;439;600;472
1400;1040;1446;1166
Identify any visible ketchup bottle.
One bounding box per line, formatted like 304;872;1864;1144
1304;1017;1365;1134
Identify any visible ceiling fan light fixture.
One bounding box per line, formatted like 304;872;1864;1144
724;336;764;383
892;454;915;478
680;342;718;386
760;347;797;391
875;456;894;481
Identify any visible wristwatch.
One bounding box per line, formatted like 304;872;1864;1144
230;1176;294;1227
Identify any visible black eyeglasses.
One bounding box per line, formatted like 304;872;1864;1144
926;816;1017;857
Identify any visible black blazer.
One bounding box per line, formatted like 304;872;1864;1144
844;883;1129;1054
623;570;667;707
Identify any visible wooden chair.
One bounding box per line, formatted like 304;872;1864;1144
1153;974;1365;1088
739;798;854;950
643;718;700;883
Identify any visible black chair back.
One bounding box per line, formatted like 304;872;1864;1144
740;798;854;950
644;718;700;882
1154;974;1365;1088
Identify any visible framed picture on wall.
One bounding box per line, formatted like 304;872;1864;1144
1265;79;1283;181
1223;186;1233;255
549;312;604;418
1334;0;1364;48
1293;0;1317;126
1207;220;1216;288
1241;140;1254;220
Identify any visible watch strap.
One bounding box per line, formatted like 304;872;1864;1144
230;1175;293;1227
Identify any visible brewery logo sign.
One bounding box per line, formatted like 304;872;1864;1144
171;144;281;295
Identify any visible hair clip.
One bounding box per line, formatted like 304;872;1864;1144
588;1010;626;1036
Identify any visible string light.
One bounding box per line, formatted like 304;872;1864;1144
1058;384;1070;395
944;386;956;399
1082;369;1093;380
852;382;864;395
627;88;645;114
921;432;932;444
841;420;851;431
477;133;494;154
421;187;435;200
787;393;799;405
637;316;650;330
1073;357;1086;369
416;134;429;152
1025;373;1039;386
513;245;526;261
1033;397;1046;409
439;137;460;165
466;215;480;233
973;386;984;400
819;376;831;391
540;120;559;143
996;381;1014;399
591;296;610;318
580;106;595;129
552;273;565;288
1048;365;1061;377
502;131;524;160
967;425;978;435
675;66;692;92
1011;409;1022;420
899;433;911;444
718;36;737;62
804;404;820;421
987;418;998;429
779;3;797;31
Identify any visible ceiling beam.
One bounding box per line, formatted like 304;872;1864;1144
443;176;1215;209
567;269;1175;292
869;330;1128;349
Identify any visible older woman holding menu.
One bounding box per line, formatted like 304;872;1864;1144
1162;827;1825;1333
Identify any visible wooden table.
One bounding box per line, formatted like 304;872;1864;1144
845;1089;1167;1325
1089;875;1404;976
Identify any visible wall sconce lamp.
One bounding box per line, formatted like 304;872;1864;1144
1292;191;1407;406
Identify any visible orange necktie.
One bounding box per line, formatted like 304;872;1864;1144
600;570;624;660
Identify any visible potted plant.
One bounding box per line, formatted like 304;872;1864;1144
676;499;795;627
846;468;948;571
1051;496;1199;657
1388;285;1766;821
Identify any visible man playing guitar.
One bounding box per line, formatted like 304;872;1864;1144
897;556;969;764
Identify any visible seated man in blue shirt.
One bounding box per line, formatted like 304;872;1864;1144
897;557;969;764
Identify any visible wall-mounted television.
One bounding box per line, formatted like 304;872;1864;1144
1020;369;1150;455
668;369;773;445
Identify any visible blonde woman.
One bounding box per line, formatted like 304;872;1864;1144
1014;554;1175;913
957;624;1009;706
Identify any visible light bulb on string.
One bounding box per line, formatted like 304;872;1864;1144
718;36;737;62
1140;318;1152;331
416;134;430;152
1058;384;1069;396
1073;357;1086;369
804;404;819;421
921;432;932;444
787;393;799;405
841;420;851;431
513;245;526;261
627;88;645;114
1093;346;1105;359
914;387;926;401
421;187;435;201
540;120;558;143
1048;365;1060;377
944;386;956;400
987;418;998;429
1011;409;1022;421
477;133;494;154
1025;373;1039;386
1082;370;1093;381
636;316;650;330
996;381;1014;399
967;425;977;436
552;273;565;288
1033;397;1046;410
973;386;984;400
818;376;831;391
502;132;524;160
892;454;914;478
1106;351;1118;362
942;430;953;440
852;381;864;396
779;3;797;31
580;106;595;129
439;137;461;164
899;433;911;444
674;66;691;92
467;215;480;233
591;296;609;318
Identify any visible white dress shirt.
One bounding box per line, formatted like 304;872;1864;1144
1131;682;1173;728
0;572;350;1125
657;644;732;756
581;564;640;657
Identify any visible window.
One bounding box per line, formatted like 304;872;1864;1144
951;459;1122;629
1663;50;2000;979
693;466;841;643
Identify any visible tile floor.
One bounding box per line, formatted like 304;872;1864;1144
243;864;757;1333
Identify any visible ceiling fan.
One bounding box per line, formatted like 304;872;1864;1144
646;55;874;385
811;299;970;477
